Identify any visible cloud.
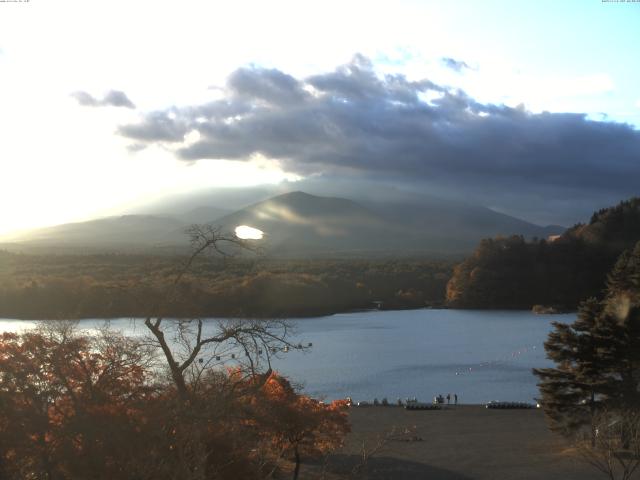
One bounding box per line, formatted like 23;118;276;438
228;66;309;106
441;57;471;72
102;90;136;108
117;55;640;225
71;90;100;107
71;89;135;109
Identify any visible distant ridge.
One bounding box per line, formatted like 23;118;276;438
3;191;564;256
5;215;189;248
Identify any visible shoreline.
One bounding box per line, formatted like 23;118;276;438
0;305;577;322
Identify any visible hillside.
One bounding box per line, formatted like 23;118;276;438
367;195;563;243
561;197;640;250
3;191;564;256
7;215;188;248
214;191;565;255
446;197;640;309
211;191;392;254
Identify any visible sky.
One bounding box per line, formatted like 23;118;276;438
0;0;639;236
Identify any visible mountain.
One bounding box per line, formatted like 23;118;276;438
364;195;563;242
211;191;389;254
180;206;232;225
3;191;564;256
3;215;189;250
200;191;563;255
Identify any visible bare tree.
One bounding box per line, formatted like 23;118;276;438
135;224;308;480
348;425;422;479
576;409;640;480
142;224;303;400
1;226;324;480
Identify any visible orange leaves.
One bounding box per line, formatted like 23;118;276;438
328;398;351;410
247;371;350;458
209;369;350;467
0;328;154;479
262;370;296;400
0;330;351;479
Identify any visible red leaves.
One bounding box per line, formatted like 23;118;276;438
249;371;350;457
0;329;154;479
0;331;351;479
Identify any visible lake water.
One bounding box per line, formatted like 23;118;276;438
0;309;574;404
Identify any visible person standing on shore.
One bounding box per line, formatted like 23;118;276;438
447;393;451;405
454;393;458;405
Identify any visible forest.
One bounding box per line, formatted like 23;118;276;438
447;197;640;310
2;197;640;319
0;251;453;319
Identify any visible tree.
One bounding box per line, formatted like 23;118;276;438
605;242;640;307
136;224;339;479
534;241;640;477
576;409;640;480
251;372;350;480
533;298;607;440
141;224;299;401
447;197;640;310
0;225;352;479
0;323;156;480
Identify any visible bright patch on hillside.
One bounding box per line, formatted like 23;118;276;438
235;225;264;240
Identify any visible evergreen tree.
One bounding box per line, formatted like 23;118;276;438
599;241;640;416
534;241;640;441
606;241;640;305
533;298;607;439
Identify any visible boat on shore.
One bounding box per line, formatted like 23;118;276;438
485;400;538;409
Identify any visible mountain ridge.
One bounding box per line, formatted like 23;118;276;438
2;190;565;255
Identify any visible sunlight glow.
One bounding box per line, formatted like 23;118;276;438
0;0;637;236
235;225;264;240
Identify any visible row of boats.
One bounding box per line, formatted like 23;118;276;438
352;399;539;410
485;401;540;409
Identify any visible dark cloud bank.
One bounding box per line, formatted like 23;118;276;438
118;54;640;225
72;90;135;109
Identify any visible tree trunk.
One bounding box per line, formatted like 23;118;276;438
621;424;630;450
590;391;596;447
293;445;301;480
145;318;190;400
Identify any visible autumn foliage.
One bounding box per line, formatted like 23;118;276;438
0;326;350;479
251;373;350;479
0;252;452;319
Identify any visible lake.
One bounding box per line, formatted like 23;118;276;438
0;309;573;404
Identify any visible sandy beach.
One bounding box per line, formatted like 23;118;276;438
304;405;606;479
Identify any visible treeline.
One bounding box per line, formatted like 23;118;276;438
0;321;349;479
0;252;453;319
447;197;640;309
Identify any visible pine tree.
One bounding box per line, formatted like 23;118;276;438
533;298;607;439
534;241;640;441
600;241;640;415
606;241;640;306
